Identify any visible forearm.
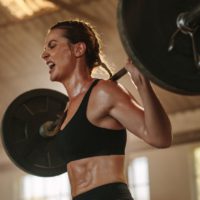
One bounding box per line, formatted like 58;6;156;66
123;60;172;147
137;79;172;148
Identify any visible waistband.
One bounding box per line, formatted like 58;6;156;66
73;182;133;200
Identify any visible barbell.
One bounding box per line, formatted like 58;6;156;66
1;0;200;177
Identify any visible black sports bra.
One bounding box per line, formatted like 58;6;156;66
55;79;127;165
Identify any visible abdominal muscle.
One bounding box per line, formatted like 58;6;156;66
67;155;127;197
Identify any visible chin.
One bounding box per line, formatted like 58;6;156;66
50;75;57;82
50;75;62;83
50;78;58;82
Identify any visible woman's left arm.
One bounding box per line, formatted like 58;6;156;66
124;60;172;148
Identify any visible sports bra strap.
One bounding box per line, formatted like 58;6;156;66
80;79;100;114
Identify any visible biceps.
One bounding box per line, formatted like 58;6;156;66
109;99;145;138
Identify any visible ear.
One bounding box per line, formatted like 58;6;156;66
73;42;86;57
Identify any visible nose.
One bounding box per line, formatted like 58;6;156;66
41;49;49;60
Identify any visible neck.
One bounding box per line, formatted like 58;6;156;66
62;75;93;100
61;59;93;99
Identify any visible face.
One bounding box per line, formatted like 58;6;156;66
41;28;76;82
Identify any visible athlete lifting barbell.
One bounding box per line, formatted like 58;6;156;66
2;0;200;199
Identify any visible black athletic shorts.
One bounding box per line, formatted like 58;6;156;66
73;182;134;200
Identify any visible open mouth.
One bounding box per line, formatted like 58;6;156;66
47;61;55;72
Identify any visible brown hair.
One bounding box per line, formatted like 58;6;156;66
50;20;112;77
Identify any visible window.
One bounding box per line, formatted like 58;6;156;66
194;147;200;200
128;157;150;200
21;173;71;200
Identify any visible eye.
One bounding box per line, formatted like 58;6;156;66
49;43;56;49
48;41;57;49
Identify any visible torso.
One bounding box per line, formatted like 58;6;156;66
60;79;123;131
60;79;127;197
67;155;126;197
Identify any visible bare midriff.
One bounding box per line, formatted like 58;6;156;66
67;155;127;197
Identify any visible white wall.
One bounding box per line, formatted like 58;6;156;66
127;142;200;200
0;166;25;200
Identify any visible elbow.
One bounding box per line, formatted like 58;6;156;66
153;131;173;149
142;122;173;149
155;122;173;148
163;136;173;148
150;138;172;149
156;139;172;149
146;129;173;149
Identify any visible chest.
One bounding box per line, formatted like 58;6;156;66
60;85;121;131
60;92;102;130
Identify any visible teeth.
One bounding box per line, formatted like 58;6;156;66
47;62;55;69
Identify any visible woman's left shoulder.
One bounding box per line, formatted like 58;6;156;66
93;79;129;100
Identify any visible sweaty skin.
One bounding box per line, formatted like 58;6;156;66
42;28;172;198
67;155;126;197
59;80;127;197
59;78;171;197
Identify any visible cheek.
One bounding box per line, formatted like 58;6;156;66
55;49;71;66
56;51;74;75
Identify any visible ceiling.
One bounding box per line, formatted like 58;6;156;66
0;0;200;168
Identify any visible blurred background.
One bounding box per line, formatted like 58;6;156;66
0;0;200;200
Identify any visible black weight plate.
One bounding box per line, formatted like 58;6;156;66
1;89;68;177
118;0;200;95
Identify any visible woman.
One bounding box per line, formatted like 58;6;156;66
41;20;172;200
